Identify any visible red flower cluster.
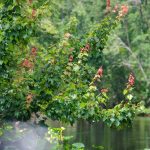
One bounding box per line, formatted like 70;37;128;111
69;55;73;62
26;93;33;108
26;94;33;103
128;73;135;87
31;47;37;56
92;66;103;83
97;66;103;77
112;4;129;18
106;0;111;11
121;5;128;15
22;59;33;69
107;0;110;8
80;43;90;53
118;5;129;17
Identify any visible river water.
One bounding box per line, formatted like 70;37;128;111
70;117;150;150
0;117;150;150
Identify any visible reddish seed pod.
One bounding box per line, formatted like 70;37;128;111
128;73;135;86
32;9;36;18
69;55;73;62
85;43;90;50
97;66;103;77
31;47;37;56
106;0;111;11
80;48;85;53
106;0;111;8
80;44;90;53
22;59;33;68
26;93;33;104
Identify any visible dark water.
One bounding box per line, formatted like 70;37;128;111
0;117;150;150
70;117;150;150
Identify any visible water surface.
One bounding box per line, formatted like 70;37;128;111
0;117;150;150
71;117;150;150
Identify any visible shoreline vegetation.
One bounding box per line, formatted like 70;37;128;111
137;108;150;117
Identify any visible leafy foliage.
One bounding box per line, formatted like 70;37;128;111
0;0;141;128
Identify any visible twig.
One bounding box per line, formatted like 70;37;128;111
115;35;149;84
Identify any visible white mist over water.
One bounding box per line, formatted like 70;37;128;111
0;121;55;150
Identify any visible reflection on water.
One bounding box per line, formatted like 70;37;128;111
72;117;150;150
0;117;150;150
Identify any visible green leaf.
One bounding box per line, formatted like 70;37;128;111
123;89;128;95
0;60;3;65
73;65;80;72
127;94;133;100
